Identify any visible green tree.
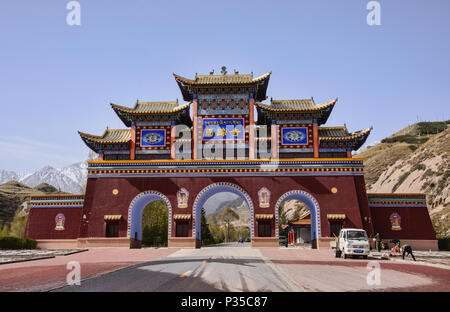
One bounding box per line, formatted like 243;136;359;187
218;207;239;242
201;207;213;246
9;216;27;238
207;215;224;244
0;225;9;237
141;200;168;247
278;202;288;237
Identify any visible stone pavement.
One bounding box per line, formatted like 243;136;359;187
0;248;178;292
260;248;450;292
0;249;87;264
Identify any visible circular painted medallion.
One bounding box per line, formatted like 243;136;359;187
142;132;163;144
284;130;306;143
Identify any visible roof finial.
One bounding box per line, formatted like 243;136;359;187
221;66;227;75
234;69;239;75
210;69;214;75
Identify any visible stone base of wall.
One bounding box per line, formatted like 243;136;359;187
381;239;439;251
36;239;80;250
37;238;131;249
317;237;335;249
168;237;197;248
251;237;279;248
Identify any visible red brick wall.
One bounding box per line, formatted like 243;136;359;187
25;208;82;239
370;206;436;240
80;175;369;239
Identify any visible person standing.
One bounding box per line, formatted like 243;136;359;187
402;244;416;261
375;233;382;252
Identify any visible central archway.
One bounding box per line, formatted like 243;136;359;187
127;191;172;244
274;190;321;242
192;182;255;241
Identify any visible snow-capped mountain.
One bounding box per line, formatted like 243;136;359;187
0;151;97;194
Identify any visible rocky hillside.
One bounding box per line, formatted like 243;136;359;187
0;181;65;229
356;121;450;236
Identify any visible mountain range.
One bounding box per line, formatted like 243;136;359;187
0;151;97;194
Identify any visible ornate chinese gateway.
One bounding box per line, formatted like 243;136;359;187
25;70;438;250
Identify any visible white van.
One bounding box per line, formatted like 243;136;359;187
335;228;370;259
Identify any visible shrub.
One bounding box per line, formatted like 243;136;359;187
417;122;447;135
0;236;37;250
381;135;429;145
438;237;450;251
408;145;418;151
412;163;426;171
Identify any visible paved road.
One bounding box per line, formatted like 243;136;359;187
2;247;448;292
54;247;297;292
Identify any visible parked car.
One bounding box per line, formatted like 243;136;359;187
335;228;370;259
237;237;244;243
245;237;251;242
279;236;288;246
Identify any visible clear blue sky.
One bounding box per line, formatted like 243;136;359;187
1;0;449;172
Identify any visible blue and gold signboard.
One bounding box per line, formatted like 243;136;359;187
141;129;166;147
203;118;245;140
281;127;308;145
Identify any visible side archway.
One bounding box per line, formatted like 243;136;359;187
127;191;172;241
192;182;255;240
274;190;321;240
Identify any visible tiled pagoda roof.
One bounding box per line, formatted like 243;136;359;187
256;98;337;125
319;126;372;141
78;129;130;144
255;98;336;113
173;71;271;102
111;100;192;127
111;100;190;115
173;72;271;86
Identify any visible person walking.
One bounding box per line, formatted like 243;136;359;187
402;244;416;261
375;233;382;252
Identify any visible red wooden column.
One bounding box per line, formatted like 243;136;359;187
248;98;255;160
192;99;199;160
346;151;352;158
313;123;319;158
97;154;104;161
170;125;177;160
271;124;278;159
129;124;136;160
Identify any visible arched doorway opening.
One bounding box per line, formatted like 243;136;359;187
203;192;252;246
274;190;321;249
141;200;168;247
192;182;255;246
127;191;172;248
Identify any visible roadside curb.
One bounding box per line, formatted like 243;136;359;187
0;255;56;265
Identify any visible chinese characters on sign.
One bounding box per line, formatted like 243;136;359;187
202;118;245;141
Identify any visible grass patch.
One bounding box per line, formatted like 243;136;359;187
0;236;37;250
392;171;411;192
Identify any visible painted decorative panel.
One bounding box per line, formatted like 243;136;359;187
258;187;271;208
177;188;189;208
390;212;402;231
281;127;308;145
202;118;245;141
55;213;66;231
